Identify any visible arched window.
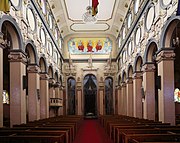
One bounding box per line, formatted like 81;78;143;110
134;0;140;14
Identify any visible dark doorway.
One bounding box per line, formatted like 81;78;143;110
84;74;97;117
105;77;113;115
67;77;76;115
2;23;11;127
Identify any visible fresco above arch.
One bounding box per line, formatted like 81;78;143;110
68;37;112;54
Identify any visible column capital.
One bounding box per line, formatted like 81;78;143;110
156;49;175;63
142;63;156;72
54;82;61;88
27;64;40;73
40;73;49;80
133;72;142;79
126;77;133;84
49;78;55;84
8;51;27;64
121;82;126;87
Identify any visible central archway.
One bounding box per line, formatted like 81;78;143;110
83;74;97;117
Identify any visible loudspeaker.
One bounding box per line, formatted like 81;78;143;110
156;76;161;90
23;75;28;89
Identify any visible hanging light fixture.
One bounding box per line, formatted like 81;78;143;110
82;0;98;24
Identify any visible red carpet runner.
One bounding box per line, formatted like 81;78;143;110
73;119;113;143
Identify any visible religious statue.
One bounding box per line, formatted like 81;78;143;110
95;40;102;51
87;40;93;52
78;40;84;52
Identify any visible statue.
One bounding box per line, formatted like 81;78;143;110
78;40;84;52
95;40;102;51
87;40;93;52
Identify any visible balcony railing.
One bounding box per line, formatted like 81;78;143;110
50;98;63;107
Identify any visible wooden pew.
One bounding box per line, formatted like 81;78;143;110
127;134;180;143
0;134;65;143
1;115;83;143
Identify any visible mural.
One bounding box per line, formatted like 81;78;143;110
68;37;112;54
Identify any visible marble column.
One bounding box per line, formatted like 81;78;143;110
58;87;64;116
0;45;4;127
27;64;40;121
126;78;133;117
142;63;156;120
121;82;127;115
40;73;49;119
133;72;143;118
9;51;27;126
117;86;122;115
49;78;55;117
115;86;118;115
99;86;104;115
156;49;175;125
77;87;82;115
63;87;66;115
54;82;60;116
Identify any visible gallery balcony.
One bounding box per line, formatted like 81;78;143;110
50;98;63;107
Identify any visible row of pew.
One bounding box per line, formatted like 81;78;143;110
0;115;83;143
99;115;180;143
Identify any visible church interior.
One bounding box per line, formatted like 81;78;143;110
1;0;180;142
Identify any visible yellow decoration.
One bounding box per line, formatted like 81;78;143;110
0;0;10;13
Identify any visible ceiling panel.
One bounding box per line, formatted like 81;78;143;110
64;0;116;21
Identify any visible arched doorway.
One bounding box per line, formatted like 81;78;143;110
67;77;76;115
144;41;158;121
83;74;97;117
133;56;143;118
172;20;180;124
105;77;113;115
2;23;11;127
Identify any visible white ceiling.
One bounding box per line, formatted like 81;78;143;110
49;0;131;38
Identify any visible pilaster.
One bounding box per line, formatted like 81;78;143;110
27;64;40;121
133;72;143;118
156;49;175;125
9;51;27;126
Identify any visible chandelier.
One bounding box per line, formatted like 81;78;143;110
82;6;97;24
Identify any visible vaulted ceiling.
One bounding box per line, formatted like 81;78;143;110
48;0;131;38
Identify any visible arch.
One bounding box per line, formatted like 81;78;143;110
39;56;47;73
48;65;54;78
133;55;143;72
25;40;38;65
144;39;158;63
127;65;133;78
160;15;180;48
0;15;24;51
122;71;127;83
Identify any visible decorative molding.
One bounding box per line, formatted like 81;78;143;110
40;73;49;80
27;65;40;73
132;71;142;79
156;50;175;63
8;51;27;64
142;63;156;72
126;77;133;84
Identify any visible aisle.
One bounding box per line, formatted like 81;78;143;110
73;119;113;143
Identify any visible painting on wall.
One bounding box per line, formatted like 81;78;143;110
68;37;112;54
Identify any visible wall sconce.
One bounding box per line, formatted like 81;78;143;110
173;37;179;47
173;22;180;48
